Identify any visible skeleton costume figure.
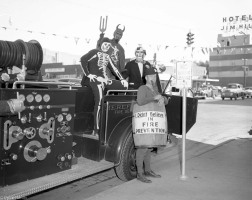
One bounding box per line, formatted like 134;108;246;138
80;37;128;136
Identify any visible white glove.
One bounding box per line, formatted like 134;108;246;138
17;73;25;81
154;94;162;101
158;97;165;106
121;80;128;88
7;99;25;114
87;74;97;82
1;73;10;82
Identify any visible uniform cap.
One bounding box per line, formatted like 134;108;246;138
135;47;146;55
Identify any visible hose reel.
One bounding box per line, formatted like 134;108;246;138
0;39;43;75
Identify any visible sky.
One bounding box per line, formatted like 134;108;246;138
0;0;251;63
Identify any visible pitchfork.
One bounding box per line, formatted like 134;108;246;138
99;16;108;33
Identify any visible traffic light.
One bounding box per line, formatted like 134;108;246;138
186;32;194;46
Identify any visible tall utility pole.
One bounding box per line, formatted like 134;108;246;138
180;30;195;181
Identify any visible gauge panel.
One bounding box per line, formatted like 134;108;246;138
26;94;34;103
35;94;42;103
43;94;50;102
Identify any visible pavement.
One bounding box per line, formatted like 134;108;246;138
85;100;252;200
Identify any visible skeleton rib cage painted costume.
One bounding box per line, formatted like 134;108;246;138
81;49;124;81
80;49;127;134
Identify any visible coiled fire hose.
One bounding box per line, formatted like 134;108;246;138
0;39;43;75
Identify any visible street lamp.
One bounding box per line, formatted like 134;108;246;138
242;59;248;87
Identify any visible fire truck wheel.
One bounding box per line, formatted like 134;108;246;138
115;133;136;181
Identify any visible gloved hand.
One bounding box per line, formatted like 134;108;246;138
121;80;128;88
1;73;10;82
154;94;162;101
7;99;25;114
157;97;165;106
87;74;97;82
17;73;25;81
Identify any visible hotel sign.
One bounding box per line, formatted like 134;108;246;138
221;14;252;33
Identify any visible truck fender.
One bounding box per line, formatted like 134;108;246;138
104;116;133;165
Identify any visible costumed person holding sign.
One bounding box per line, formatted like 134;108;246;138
132;66;169;183
80;37;128;136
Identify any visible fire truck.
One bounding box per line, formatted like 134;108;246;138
0;39;198;200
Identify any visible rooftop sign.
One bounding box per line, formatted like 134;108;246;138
221;14;252;34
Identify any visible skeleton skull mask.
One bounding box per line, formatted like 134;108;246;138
101;42;111;52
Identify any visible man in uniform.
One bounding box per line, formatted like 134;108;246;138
123;47;148;89
123;46;162;92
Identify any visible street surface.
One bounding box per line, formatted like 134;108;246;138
28;97;252;200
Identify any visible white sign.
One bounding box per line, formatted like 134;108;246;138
133;111;167;134
176;61;192;88
221;14;252;34
45;68;65;73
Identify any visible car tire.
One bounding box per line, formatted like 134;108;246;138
115;133;136;181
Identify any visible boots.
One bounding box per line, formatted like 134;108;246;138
137;173;152;183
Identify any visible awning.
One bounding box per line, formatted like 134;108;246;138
193;78;219;82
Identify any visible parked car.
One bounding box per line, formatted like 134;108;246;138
194;85;218;99
221;83;246;100
214;86;223;94
245;87;252;98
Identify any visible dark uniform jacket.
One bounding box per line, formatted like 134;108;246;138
123;59;151;89
123;59;162;92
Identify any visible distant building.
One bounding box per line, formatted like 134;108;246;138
41;63;83;79
209;34;252;87
43;48;81;65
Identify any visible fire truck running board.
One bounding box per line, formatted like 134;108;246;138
0;158;114;200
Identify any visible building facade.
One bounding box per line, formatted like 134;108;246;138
209;34;252;87
41;63;83;79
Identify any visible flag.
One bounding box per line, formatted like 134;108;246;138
74;37;80;45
